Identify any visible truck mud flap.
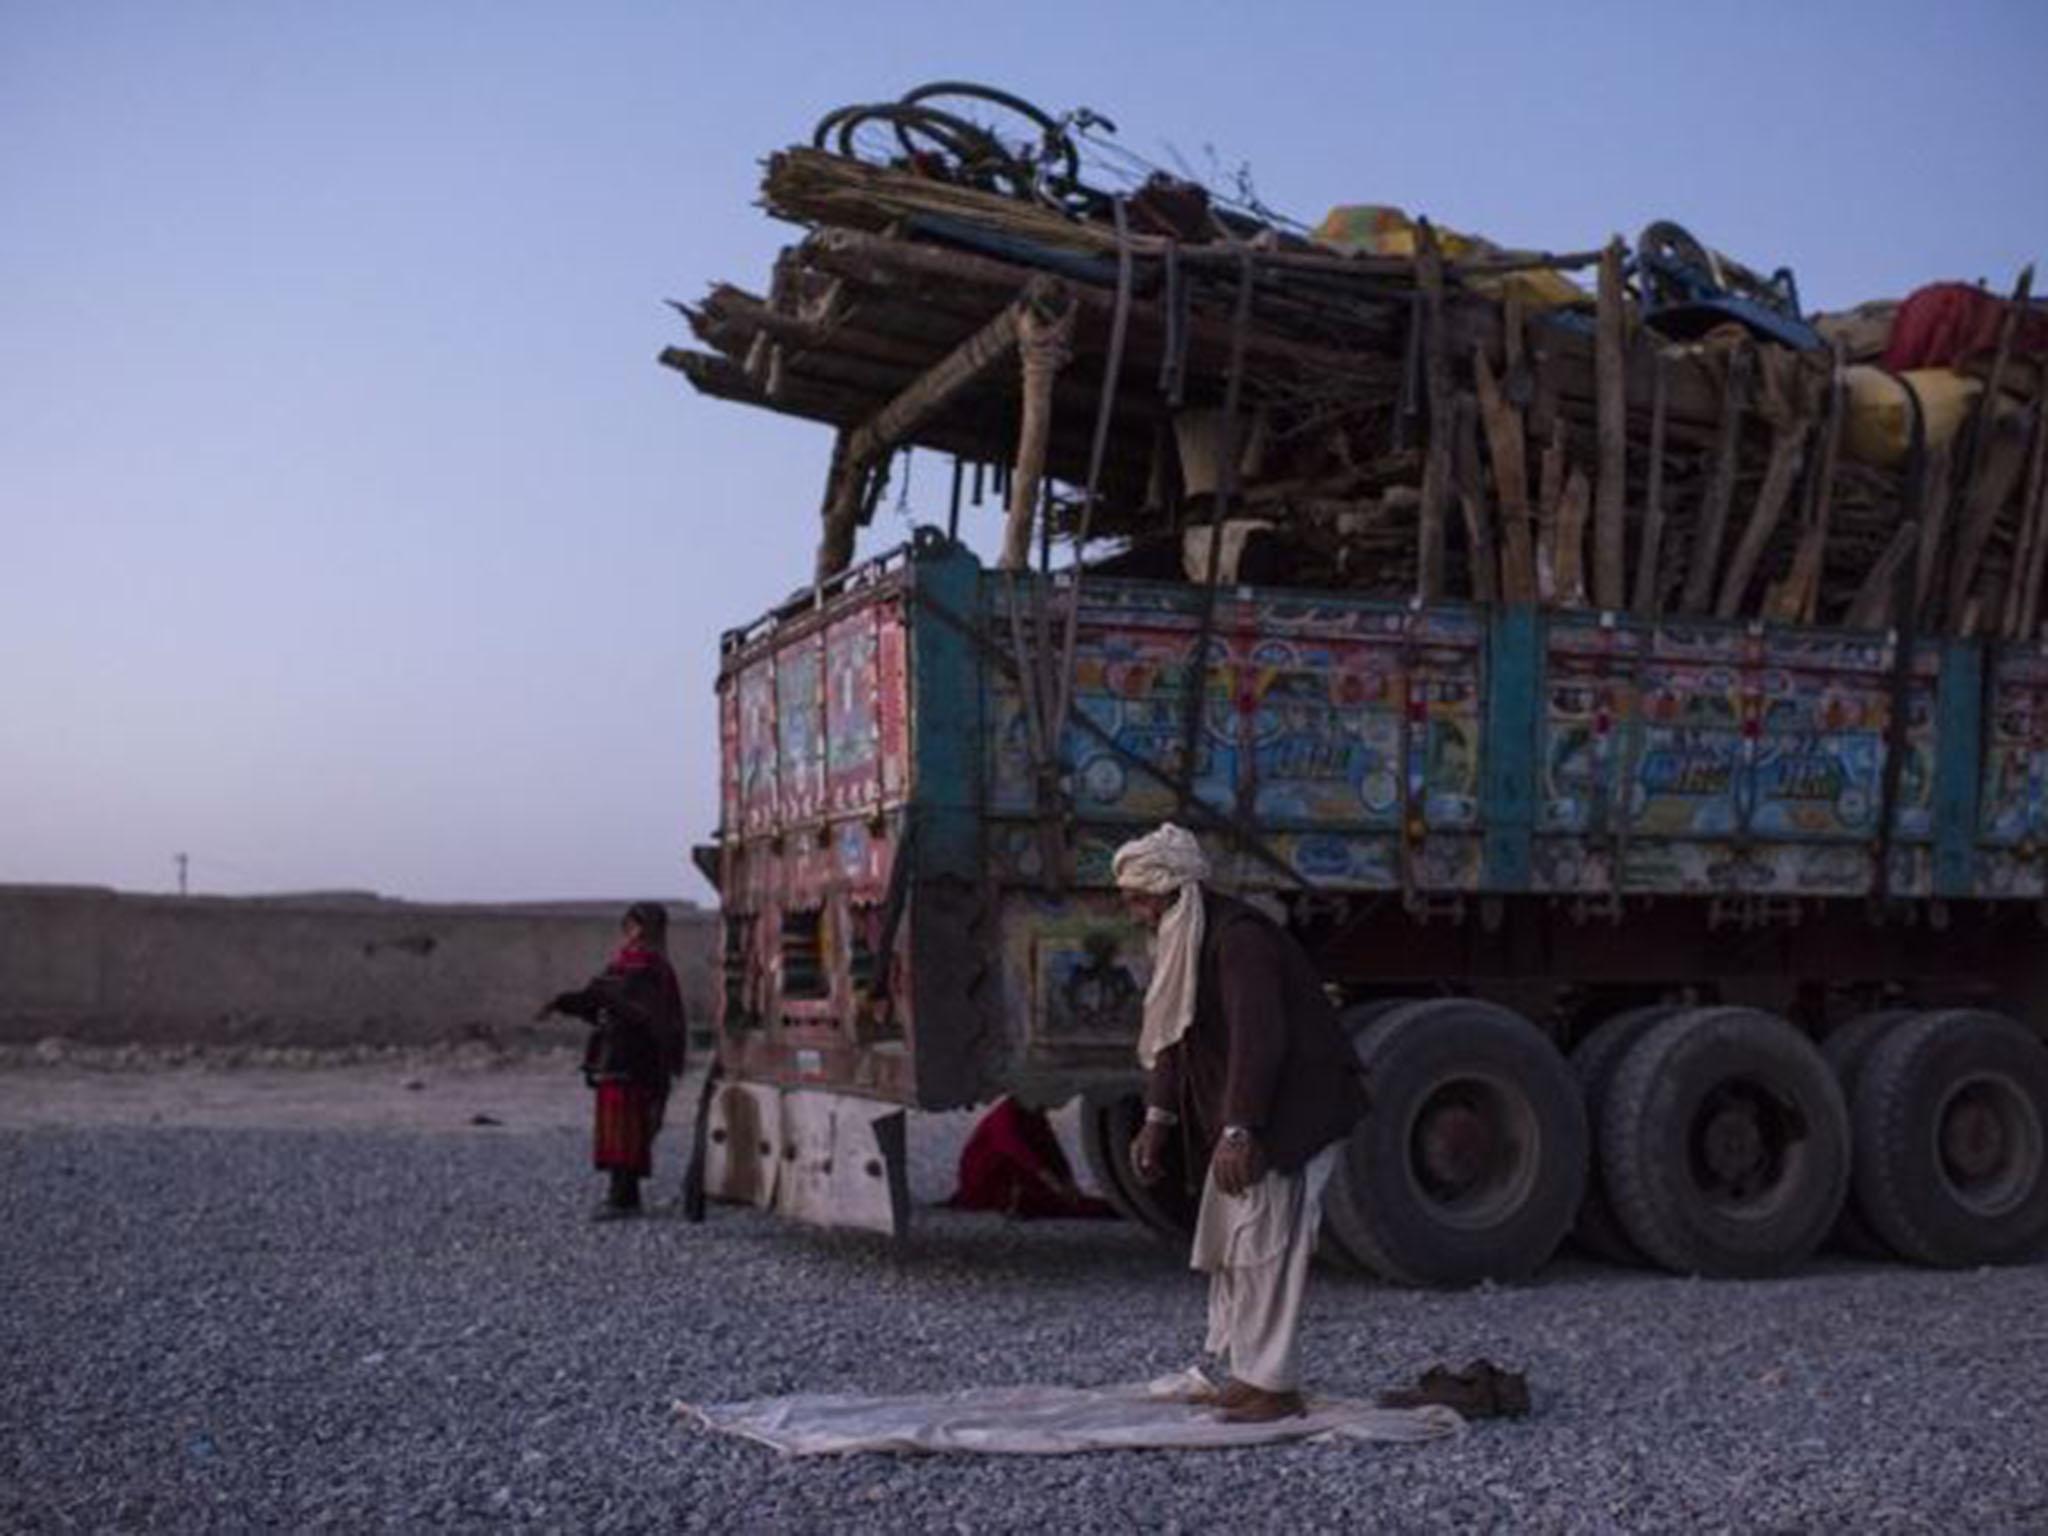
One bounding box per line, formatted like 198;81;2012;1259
702;1081;909;1239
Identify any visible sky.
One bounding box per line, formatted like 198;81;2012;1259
3;1;2045;904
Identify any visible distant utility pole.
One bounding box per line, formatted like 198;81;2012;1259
175;852;189;896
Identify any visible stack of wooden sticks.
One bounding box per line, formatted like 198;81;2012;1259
665;144;2048;639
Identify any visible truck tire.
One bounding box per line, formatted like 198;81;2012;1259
1085;1090;1202;1243
1339;998;1412;1040
1323;999;1587;1287
1316;999;1416;1272
1602;1007;1849;1277
1819;1008;1918;1258
1077;1090;1157;1233
1568;1004;1685;1266
1850;1009;2048;1267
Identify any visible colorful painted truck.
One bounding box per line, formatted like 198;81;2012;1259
699;528;2048;1281
674;88;2048;1280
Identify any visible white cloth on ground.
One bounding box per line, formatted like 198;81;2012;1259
1110;823;1209;1069
1191;1141;1339;1393
677;1369;1461;1457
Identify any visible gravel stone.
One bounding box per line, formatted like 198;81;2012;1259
5;1089;2047;1531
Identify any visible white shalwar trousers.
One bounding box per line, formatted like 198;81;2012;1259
1188;1141;1339;1393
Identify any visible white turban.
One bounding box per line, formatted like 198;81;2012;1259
1113;823;1209;1069
1112;822;1210;894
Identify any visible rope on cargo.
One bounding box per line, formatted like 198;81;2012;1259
1175;245;1257;849
1872;373;1930;905
996;289;1080;852
910;585;1310;891
1158;236;1187;407
1048;196;1136;786
993;199;1136;892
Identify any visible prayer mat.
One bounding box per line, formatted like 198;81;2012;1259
677;1368;1462;1457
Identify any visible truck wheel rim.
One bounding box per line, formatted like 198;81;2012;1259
1935;1073;2042;1218
1404;1073;1539;1229
1687;1078;1803;1215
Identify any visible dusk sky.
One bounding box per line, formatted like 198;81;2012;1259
4;1;2045;904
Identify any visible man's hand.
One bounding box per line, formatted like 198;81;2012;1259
1211;1130;1266;1196
1130;1121;1170;1185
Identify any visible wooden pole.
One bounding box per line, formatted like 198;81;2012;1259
1415;222;1453;603
1474;344;1535;603
1943;265;2035;629
999;297;1077;571
1913;445;1954;626
1958;266;2035;499
1944;420;2030;630
1843;520;1922;630
1680;343;1752;615
1504;286;1531;409
1554;467;1591;607
2012;399;2048;637
1632;351;1671;616
1796;345;1849;624
842;299;1034;466
1453;392;1499;604
805;227;1380;379
816;430;864;581
1536;418;1567;603
1593;237;1628;610
1768;522;1824;624
1716;420;1809;619
815;283;1061;581
1998;395;2048;636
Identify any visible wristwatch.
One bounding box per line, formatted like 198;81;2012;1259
1220;1125;1252;1144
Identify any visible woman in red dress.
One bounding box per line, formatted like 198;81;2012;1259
948;1097;1115;1220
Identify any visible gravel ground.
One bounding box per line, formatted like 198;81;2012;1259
5;1063;2047;1532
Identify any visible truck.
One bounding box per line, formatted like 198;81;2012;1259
672;87;2048;1283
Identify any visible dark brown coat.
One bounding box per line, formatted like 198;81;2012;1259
1144;890;1367;1176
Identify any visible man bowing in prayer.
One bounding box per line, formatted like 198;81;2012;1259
1117;823;1368;1423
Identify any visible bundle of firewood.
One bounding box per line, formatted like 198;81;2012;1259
664;138;2048;639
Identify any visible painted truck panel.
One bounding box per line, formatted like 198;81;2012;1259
714;535;2041;1108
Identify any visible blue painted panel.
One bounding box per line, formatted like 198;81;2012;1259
1933;638;1984;897
909;538;985;883
1483;605;1540;889
890;541;2031;902
1977;646;2048;852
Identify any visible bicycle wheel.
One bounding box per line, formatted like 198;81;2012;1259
897;81;1082;189
810;103;870;150
824;102;979;162
829;102;1029;196
1637;220;1727;303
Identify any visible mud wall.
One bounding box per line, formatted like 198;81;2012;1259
0;886;717;1048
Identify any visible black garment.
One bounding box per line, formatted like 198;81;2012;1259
1144;891;1368;1176
549;950;687;1099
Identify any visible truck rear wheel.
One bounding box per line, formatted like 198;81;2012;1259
1077;1091;1157;1233
1316;1000;1421;1273
1602;1007;1849;1277
1324;1000;1587;1287
1339;998;1412;1040
1850;1009;2048;1267
1819;1008;1918;1258
1080;1090;1201;1243
1569;1004;1685;1266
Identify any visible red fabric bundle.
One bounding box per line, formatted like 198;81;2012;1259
1883;281;2048;373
